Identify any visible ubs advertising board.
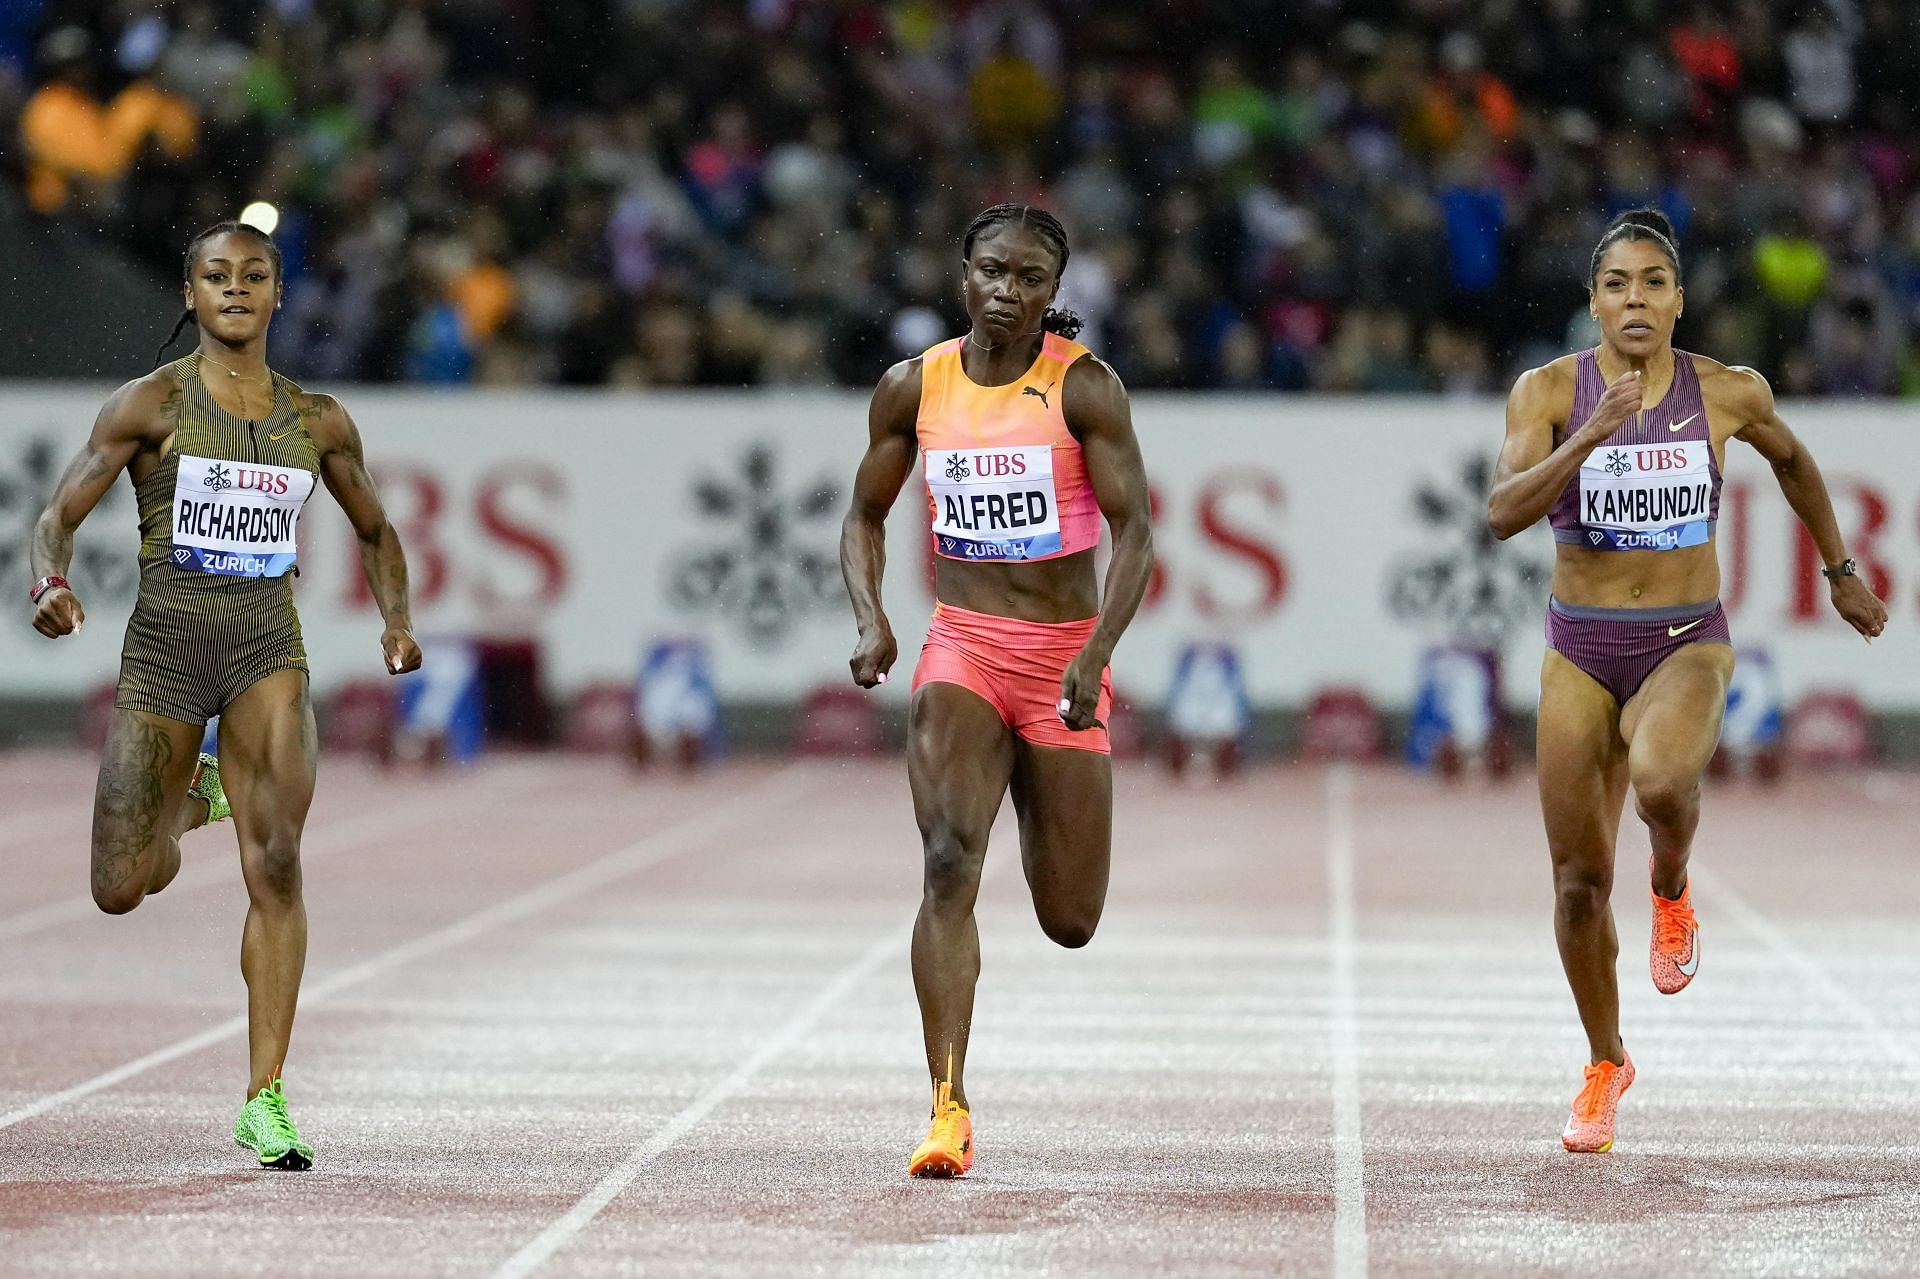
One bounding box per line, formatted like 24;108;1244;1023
3;387;1915;709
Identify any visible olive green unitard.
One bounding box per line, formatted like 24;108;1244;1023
115;355;318;724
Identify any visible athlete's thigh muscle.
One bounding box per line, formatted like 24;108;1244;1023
1619;642;1734;776
92;709;204;895
908;681;1016;850
219;668;318;851
1537;650;1630;870
1009;739;1112;914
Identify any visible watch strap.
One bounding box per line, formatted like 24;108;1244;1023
29;575;71;603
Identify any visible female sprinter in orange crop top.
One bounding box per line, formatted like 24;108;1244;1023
841;205;1154;1179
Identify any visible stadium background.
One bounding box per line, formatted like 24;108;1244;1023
3;0;1918;757
5;5;1920;1278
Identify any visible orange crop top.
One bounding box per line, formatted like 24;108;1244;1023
916;332;1102;563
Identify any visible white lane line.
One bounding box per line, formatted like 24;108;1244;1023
0;778;542;946
1325;763;1369;1279
0;765;816;1134
1690;863;1920;1074
491;920;908;1279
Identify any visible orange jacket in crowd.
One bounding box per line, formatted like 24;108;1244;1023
19;79;198;213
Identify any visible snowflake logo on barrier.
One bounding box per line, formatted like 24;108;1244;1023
1384;454;1551;646
1603;449;1632;478
669;444;843;646
203;463;233;491
0;433;139;604
945;454;971;482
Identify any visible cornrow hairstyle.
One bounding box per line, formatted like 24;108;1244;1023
155;221;285;366
1589;207;1681;286
961;203;1086;341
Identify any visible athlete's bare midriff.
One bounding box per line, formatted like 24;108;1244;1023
1550;541;1721;610
934;550;1100;622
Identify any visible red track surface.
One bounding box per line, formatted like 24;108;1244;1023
2;752;1917;1276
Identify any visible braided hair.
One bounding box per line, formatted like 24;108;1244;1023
155;221;285;366
960;203;1085;340
1589;207;1681;286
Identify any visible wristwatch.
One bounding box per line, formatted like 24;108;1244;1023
29;575;70;603
1821;557;1858;581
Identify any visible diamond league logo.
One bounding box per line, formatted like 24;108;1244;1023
668;443;843;646
1384;453;1551;645
0;432;139;605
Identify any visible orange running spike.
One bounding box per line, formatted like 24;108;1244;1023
909;1058;973;1178
1649;869;1701;995
1561;1052;1635;1153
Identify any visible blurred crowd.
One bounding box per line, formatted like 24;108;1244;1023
6;0;1920;395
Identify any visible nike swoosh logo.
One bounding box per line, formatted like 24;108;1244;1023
267;430;295;442
1667;413;1699;433
1676;940;1700;977
1668;618;1706;637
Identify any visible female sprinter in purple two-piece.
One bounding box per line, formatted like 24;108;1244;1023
841;205;1154;1178
30;221;421;1169
1489;208;1887;1153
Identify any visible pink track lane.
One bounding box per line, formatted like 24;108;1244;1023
0;755;1916;1276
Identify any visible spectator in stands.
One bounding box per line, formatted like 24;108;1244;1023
4;1;1917;396
18;26;196;215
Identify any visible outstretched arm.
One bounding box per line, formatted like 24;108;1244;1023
1058;356;1154;731
308;395;423;673
840;360;921;688
1731;368;1888;641
30;375;173;638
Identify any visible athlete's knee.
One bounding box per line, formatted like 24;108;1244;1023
244;832;304;905
920;825;984;908
91;876;145;915
90;832;152;914
1552;863;1612;925
1631;767;1698;827
1038;907;1100;949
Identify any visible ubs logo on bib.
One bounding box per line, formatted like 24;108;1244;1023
1603;450;1632;478
945;455;971;482
203;463;234;492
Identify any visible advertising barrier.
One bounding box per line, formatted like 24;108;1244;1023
3;387;1916;711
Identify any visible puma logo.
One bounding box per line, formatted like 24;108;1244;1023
1022;382;1054;409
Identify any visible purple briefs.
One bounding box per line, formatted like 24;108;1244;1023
1545;597;1732;704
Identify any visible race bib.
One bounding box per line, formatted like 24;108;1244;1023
170;455;316;578
1577;440;1713;551
926;445;1062;561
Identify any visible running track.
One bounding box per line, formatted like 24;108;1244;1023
2;752;1917;1277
